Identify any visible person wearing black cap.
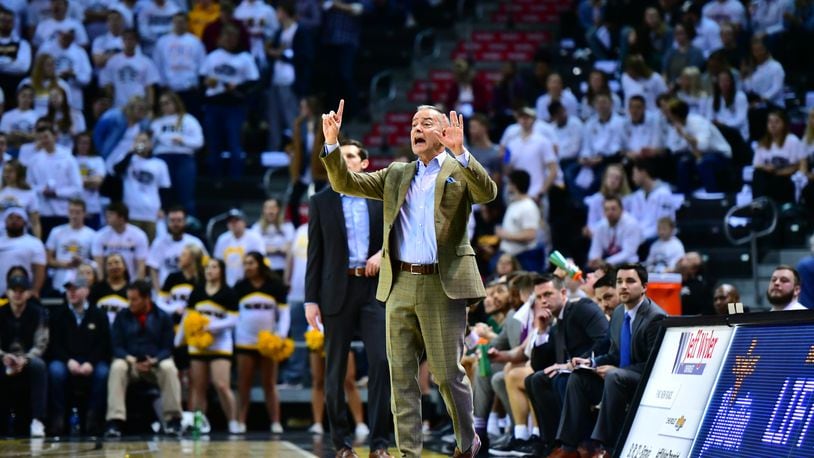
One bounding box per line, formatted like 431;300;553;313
0;271;48;437
213;208;264;286
47;275;111;435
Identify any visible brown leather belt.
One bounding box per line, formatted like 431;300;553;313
398;261;439;275
347;267;366;277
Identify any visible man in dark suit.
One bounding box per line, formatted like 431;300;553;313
305;139;391;458
517;273;609;455
550;263;666;458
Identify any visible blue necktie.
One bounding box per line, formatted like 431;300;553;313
620;312;632;368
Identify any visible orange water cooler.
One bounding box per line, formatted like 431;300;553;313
646;273;683;316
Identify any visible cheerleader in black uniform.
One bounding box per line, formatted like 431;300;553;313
184;258;240;433
233;251;289;434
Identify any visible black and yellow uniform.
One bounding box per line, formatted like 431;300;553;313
233;277;288;354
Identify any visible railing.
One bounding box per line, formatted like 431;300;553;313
205;210;233;250
723;197;778;306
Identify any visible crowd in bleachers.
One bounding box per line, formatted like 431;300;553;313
0;0;814;454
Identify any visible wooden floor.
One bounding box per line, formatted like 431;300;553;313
0;434;452;457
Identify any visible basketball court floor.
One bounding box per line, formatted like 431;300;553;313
0;433;451;457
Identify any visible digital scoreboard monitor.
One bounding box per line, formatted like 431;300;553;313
689;323;814;457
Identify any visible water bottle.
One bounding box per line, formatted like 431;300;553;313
193;410;203;439
549;250;583;282
478;340;491;378
69;408;81;436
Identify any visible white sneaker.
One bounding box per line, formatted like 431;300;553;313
30;419;45;438
237;422;247;434
228;420;241;434
308;423;324;435
354;422;369;440
270;422;284;434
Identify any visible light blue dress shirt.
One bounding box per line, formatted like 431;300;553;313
342;194;369;268
325;143;469;265
69;301;89;326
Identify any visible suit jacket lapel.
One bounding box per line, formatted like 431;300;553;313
394;162;417;221
434;154;456;212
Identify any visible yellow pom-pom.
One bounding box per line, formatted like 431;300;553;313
304;329;324;352
256;331;294;362
184;311;213;349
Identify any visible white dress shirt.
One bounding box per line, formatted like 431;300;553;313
580;114;626;159
666;114;732;157
588;212;642;264
743;58;786;108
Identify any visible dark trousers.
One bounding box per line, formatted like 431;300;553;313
675;151;730;195
752;169;796;205
557;368;640;450
156;153;197;216
525;371;569;444
279;300;309;385
48;360;110;424
204;103;247;179
176;88;203;124
0;356;47;421
323;276;391;451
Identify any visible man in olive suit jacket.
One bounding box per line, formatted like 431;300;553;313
314;100;497;458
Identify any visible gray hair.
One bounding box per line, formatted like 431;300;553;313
416;104;444;114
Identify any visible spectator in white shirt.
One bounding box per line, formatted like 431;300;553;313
535;73;579;122
91;10;127;70
0;7;31;104
644;217;685;273
44;86;86;149
99;29;160;109
114;131;171;241
251;197;294;276
579;69;622;120
32;0;88;47
666;99;732;194
18;54;72;116
214;208;266;286
36;28;91;111
588;196;642;268
752;110;806;204
265;1;301;150
702;0;747;29
0;207;46;296
628;159;677;241
577;93;625;196
742;35;785;109
73;132;105;229
233;0;278;66
153;14;206;120
622;95;664;162
146;206;207;288
583;163;633;236
150;91;204;215
675;66;710;117
684;4;722;57
137;0;180;56
708;68;749;140
45;198;96;293
200;25;259;179
495;170;540;257
499;114;558;160
25;119;82;238
505;106;561;201
91;201;149;279
621;54;669;113
0;85;37;148
0;159;41;238
750;0;794;36
549;100;583;174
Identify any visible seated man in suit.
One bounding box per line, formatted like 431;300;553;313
104;280;182;437
492;273;608;456
550;263;666;458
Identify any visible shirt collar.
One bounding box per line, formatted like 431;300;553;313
626;297;645;323
417;151;447;174
70;301;89;321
